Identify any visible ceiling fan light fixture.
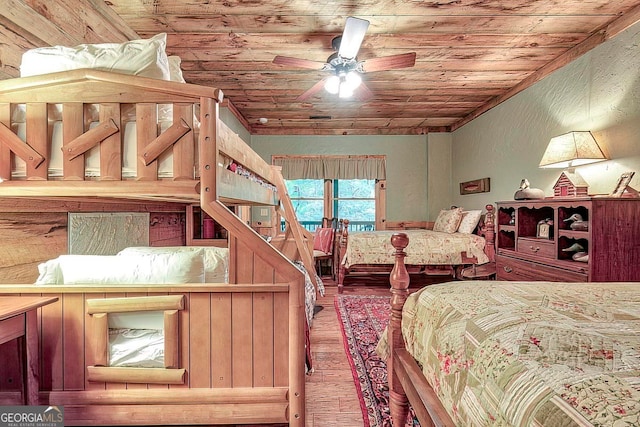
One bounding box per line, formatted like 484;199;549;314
345;71;362;89
338;83;354;99
324;75;340;94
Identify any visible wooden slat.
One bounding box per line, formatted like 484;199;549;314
171;292;191;389
0;104;11;180
40;294;63;390
172;103;196;180
135;103;159;180
188;293;211;388
211;293;232;388
91;313;108;366
253;291;274;387
164;309;179;369
87;367;185;384
84;292;104;391
62;103;86;180
63;119;119;162
63;293;85;390
47;387;289;405
98;103;121;180
85;295;184;314
140;119;191;166
272;292;289;388
62;402;287;425
228;239;260;393
25;103;47;179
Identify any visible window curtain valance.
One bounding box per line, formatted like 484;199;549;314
272;156;386;180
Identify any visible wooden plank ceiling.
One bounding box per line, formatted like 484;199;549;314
1;0;640;135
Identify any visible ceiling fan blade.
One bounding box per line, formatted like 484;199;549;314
273;55;326;70
296;78;329;102
338;17;370;59
360;52;416;73
354;82;374;102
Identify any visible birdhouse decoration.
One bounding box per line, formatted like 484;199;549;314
553;171;588;197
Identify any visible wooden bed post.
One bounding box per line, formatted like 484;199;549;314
481;204;496;261
337;219;349;293
388;232;410;426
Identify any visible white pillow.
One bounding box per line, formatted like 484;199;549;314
57;252;204;285
168;56;186;83
457;210;483;234
35;258;63;284
20;33;170;80
432;207;464;233
117;246;228;283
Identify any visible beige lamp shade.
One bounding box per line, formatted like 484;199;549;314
539;131;607;169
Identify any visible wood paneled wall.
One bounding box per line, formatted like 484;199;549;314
0;199;187;283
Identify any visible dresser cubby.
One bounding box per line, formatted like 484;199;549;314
496;197;640;282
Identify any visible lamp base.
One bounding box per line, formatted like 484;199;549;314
552;170;589;198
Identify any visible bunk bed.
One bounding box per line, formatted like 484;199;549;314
381;233;640;427
0;69;313;426
336;206;496;292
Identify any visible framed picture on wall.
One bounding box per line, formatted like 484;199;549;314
460;177;490;195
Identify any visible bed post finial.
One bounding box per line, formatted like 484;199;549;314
388;232;410;426
337;219;350;293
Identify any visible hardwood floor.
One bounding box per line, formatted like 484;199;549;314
305;280;381;426
239;274;444;427
305;275;432;427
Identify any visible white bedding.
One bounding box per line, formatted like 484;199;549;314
12;35;196;180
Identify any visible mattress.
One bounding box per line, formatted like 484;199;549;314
343;229;489;268
378;281;640;426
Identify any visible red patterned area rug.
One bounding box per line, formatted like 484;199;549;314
335;294;419;427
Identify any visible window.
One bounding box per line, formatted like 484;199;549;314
273;155;386;231
334;179;376;231
286;179;325;230
283;178;380;231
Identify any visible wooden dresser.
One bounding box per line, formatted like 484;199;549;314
496;197;640;282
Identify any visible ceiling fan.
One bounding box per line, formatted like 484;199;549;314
273;17;416;102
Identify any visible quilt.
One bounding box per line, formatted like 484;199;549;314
342;230;489;268
378;280;640;426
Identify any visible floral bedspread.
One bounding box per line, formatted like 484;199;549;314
342;230;489;268
378;281;640;426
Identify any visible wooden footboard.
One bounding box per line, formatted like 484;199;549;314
387;234;454;427
337;205;495;293
0;283;304;426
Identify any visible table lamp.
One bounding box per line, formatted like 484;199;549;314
539;131;608;197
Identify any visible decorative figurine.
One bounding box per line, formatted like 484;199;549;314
562;242;588;262
514;178;545;200
536;218;553;239
564;213;589;231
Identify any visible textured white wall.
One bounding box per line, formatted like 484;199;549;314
427;133;453;217
250;135;429;221
451;21;640;208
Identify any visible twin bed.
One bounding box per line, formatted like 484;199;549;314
337;206;496;292
0;66;314;425
382;233;640;426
